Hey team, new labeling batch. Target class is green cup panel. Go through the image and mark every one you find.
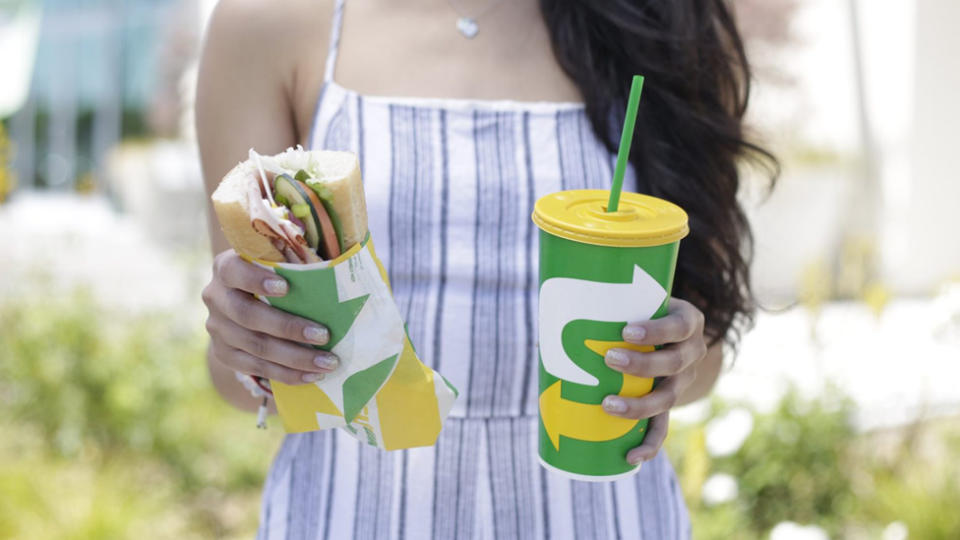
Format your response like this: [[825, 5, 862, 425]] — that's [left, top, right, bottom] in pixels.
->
[[538, 231, 679, 293], [537, 229, 680, 478]]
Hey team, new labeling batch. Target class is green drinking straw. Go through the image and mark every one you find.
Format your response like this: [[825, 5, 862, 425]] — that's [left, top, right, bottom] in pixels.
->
[[607, 75, 645, 212]]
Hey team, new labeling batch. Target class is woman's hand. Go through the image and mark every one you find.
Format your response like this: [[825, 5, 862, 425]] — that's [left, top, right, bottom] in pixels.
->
[[202, 250, 340, 385], [600, 297, 708, 465]]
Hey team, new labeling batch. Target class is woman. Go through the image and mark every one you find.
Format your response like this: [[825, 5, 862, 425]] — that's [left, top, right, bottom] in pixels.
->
[[197, 0, 775, 538]]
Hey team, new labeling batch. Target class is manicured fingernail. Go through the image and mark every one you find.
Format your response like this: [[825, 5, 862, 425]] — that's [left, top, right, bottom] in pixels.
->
[[623, 325, 646, 342], [302, 372, 324, 383], [314, 354, 339, 370], [304, 326, 329, 344], [603, 396, 627, 413], [626, 450, 647, 466], [605, 349, 630, 368], [264, 278, 288, 295]]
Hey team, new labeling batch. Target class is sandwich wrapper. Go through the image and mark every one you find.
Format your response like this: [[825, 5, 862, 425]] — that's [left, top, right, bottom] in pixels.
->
[[249, 234, 458, 450]]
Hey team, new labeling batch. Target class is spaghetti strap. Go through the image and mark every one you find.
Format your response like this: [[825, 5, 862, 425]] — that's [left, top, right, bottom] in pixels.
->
[[323, 0, 346, 83], [262, 4, 691, 537]]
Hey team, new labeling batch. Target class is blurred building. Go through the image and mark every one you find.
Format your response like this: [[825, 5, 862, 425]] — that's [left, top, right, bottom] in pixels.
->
[[3, 0, 188, 190], [1, 0, 957, 297], [894, 0, 960, 293], [747, 0, 959, 300]]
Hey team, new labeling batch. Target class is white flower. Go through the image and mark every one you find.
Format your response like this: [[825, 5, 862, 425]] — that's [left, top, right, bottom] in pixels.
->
[[769, 521, 829, 540], [705, 407, 754, 457], [701, 473, 738, 506], [881, 521, 908, 540]]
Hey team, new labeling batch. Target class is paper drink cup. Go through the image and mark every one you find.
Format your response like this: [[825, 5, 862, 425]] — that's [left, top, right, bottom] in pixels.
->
[[532, 189, 688, 480]]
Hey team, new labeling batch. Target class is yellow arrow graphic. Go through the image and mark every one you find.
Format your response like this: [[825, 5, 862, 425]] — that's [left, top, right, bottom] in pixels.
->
[[273, 380, 342, 433], [540, 340, 655, 451]]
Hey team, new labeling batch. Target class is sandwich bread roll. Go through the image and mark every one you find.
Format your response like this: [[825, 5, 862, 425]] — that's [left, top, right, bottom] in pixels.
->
[[212, 160, 285, 261], [299, 150, 367, 249], [211, 148, 368, 263]]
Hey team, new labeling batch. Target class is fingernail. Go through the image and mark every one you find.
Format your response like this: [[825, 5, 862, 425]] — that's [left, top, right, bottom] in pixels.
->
[[314, 353, 339, 370], [304, 326, 329, 344], [605, 349, 630, 368], [626, 450, 648, 466], [302, 372, 324, 383], [603, 396, 627, 413], [623, 325, 646, 342], [264, 278, 288, 296]]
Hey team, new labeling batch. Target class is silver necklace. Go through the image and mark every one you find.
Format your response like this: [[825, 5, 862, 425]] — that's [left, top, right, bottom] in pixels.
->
[[447, 0, 507, 39]]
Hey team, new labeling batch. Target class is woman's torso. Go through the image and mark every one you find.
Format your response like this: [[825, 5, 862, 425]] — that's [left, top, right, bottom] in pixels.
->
[[258, 1, 690, 538], [289, 0, 582, 146], [291, 0, 619, 417]]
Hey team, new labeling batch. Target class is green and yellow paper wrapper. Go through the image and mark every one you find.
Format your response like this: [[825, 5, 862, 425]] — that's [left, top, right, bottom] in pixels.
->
[[250, 235, 458, 450]]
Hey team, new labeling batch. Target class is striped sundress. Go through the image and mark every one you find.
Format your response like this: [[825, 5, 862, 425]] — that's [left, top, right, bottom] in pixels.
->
[[256, 1, 692, 538]]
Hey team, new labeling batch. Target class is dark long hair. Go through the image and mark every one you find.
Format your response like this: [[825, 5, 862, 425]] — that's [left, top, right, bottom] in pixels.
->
[[541, 0, 778, 348]]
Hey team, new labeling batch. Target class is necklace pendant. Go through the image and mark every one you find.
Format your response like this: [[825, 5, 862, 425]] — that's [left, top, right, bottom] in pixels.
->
[[456, 17, 479, 39]]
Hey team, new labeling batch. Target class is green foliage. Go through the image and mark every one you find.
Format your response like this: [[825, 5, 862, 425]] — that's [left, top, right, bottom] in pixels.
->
[[669, 389, 960, 540], [858, 426, 960, 540], [0, 449, 188, 539], [689, 501, 757, 540], [866, 469, 960, 540], [668, 389, 857, 538], [0, 120, 14, 202], [722, 390, 857, 535], [3, 289, 958, 538], [0, 289, 281, 538]]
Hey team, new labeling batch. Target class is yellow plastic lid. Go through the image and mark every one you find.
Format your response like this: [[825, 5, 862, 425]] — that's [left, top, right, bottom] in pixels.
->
[[532, 189, 689, 247]]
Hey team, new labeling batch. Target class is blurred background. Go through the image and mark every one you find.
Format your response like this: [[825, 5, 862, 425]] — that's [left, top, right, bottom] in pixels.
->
[[0, 0, 957, 538]]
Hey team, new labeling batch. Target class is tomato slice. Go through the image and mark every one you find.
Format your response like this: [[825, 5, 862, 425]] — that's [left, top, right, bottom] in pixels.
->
[[295, 179, 341, 260]]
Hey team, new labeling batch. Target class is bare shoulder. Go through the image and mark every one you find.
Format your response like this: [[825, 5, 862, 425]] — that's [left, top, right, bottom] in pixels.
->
[[208, 0, 333, 30], [204, 0, 333, 63]]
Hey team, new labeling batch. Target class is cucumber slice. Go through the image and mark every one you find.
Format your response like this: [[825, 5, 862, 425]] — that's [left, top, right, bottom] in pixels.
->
[[305, 181, 345, 252], [291, 203, 310, 219], [273, 174, 320, 249]]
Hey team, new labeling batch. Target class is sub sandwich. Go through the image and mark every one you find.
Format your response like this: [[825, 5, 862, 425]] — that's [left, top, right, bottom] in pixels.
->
[[212, 148, 368, 264]]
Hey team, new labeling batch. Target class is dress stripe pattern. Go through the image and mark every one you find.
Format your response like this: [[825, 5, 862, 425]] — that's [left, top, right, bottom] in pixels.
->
[[257, 1, 692, 538]]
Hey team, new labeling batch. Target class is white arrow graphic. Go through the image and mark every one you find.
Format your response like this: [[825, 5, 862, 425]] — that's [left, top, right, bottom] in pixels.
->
[[539, 265, 668, 386]]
